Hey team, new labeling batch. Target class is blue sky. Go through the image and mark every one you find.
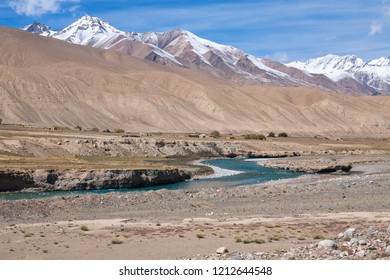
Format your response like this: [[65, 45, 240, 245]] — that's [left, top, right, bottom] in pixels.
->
[[1, 0, 390, 62]]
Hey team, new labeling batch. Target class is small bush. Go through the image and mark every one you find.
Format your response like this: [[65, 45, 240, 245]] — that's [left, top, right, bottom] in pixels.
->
[[268, 132, 275, 137], [91, 127, 99, 132], [53, 125, 70, 131], [244, 134, 266, 140], [0, 118, 2, 125], [313, 234, 324, 240], [114, 128, 125, 133], [80, 225, 89, 231], [210, 130, 221, 138], [111, 239, 123, 245], [278, 132, 288, 137], [196, 233, 205, 239]]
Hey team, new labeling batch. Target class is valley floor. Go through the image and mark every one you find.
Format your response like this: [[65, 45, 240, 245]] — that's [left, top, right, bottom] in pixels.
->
[[0, 127, 389, 259]]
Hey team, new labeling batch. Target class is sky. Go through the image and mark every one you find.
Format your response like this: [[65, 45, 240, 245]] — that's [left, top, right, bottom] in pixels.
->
[[1, 0, 390, 62]]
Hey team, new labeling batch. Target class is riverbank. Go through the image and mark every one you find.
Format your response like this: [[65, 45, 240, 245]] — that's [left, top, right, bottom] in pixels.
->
[[0, 127, 389, 259], [0, 155, 389, 259]]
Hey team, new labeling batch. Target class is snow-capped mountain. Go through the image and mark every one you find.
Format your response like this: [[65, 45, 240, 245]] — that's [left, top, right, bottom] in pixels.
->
[[22, 16, 390, 95], [52, 15, 124, 47], [288, 55, 390, 95], [22, 22, 55, 37]]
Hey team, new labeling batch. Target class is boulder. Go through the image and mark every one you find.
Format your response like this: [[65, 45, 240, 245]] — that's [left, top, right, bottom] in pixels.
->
[[343, 228, 356, 241], [318, 240, 337, 249], [216, 247, 228, 254]]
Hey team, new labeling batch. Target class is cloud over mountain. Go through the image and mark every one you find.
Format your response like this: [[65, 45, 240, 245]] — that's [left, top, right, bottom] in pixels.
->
[[8, 0, 79, 17]]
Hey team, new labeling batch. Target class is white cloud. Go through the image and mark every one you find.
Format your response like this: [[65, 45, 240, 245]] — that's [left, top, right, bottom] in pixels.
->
[[369, 21, 382, 36], [8, 0, 79, 17], [384, 3, 390, 19]]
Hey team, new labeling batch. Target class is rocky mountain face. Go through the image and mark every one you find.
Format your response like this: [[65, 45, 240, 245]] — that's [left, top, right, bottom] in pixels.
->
[[22, 16, 390, 96], [22, 22, 55, 37]]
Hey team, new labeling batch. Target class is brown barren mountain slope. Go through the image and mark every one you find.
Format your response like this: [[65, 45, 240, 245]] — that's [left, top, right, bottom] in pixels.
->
[[0, 27, 390, 137]]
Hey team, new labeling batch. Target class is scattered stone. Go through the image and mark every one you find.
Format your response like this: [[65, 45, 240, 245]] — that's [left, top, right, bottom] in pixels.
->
[[184, 226, 390, 260]]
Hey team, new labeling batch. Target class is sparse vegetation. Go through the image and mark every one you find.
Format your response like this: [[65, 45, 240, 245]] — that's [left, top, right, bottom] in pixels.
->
[[53, 125, 70, 131], [278, 132, 288, 137], [268, 132, 275, 137], [80, 225, 89, 231], [210, 130, 221, 138], [244, 134, 266, 140], [235, 236, 243, 243], [111, 239, 123, 245], [313, 234, 324, 240], [196, 233, 205, 239], [114, 128, 125, 133], [0, 118, 2, 125], [91, 127, 99, 132]]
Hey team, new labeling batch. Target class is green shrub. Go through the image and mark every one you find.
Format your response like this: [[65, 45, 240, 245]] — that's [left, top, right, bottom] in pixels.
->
[[278, 132, 288, 137], [111, 239, 123, 245], [244, 134, 266, 140], [268, 132, 275, 137], [210, 130, 221, 138]]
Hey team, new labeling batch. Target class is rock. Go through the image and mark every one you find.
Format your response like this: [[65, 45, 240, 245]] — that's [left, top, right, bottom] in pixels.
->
[[343, 228, 356, 241], [385, 246, 390, 256], [230, 254, 243, 260], [318, 240, 337, 249], [358, 239, 367, 246], [356, 250, 365, 258], [283, 252, 296, 260], [349, 238, 359, 246], [387, 225, 390, 233], [367, 226, 376, 235], [216, 247, 228, 254]]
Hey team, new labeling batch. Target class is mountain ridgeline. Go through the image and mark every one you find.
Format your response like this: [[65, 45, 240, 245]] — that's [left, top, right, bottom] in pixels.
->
[[23, 16, 390, 96]]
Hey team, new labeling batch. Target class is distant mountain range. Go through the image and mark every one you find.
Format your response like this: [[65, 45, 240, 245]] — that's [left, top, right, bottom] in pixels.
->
[[23, 16, 390, 96]]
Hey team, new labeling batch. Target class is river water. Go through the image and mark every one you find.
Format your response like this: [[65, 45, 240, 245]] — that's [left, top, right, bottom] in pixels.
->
[[0, 158, 301, 200]]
